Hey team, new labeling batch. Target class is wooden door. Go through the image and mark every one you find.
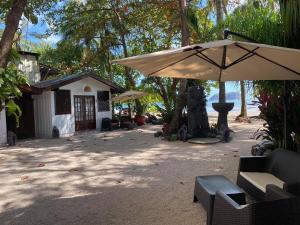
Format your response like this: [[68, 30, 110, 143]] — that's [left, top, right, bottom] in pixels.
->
[[74, 95, 96, 131]]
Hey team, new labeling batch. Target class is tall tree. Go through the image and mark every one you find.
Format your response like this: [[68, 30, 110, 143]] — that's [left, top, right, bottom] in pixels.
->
[[168, 0, 190, 134], [0, 0, 28, 68]]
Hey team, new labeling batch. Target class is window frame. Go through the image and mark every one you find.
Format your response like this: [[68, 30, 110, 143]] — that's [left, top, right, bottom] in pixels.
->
[[97, 91, 110, 112], [54, 89, 71, 115]]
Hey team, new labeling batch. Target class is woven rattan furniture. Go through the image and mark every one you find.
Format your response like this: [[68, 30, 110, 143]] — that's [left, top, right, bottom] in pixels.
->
[[237, 149, 300, 200], [212, 184, 300, 225], [193, 175, 246, 225]]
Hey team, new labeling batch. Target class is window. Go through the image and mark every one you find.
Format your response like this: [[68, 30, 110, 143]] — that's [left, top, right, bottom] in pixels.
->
[[84, 86, 91, 92], [55, 90, 71, 115], [97, 91, 110, 112]]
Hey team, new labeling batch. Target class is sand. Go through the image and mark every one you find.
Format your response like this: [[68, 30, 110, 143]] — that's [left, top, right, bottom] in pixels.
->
[[0, 112, 262, 225]]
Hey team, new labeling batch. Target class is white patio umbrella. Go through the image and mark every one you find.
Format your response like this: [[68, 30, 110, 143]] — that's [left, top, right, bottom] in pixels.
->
[[111, 90, 148, 102], [113, 38, 300, 148], [113, 39, 300, 81]]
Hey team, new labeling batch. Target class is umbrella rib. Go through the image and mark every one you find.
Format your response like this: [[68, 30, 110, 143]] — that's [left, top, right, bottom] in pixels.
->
[[148, 52, 200, 76], [195, 50, 223, 69], [195, 54, 222, 69], [225, 46, 260, 69], [236, 44, 300, 76]]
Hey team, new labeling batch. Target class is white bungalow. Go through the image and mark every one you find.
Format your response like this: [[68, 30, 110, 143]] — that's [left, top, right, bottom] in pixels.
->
[[0, 52, 122, 145]]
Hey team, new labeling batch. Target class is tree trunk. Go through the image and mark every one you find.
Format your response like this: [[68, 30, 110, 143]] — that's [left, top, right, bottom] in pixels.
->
[[0, 0, 28, 68], [168, 0, 190, 134], [239, 80, 247, 118]]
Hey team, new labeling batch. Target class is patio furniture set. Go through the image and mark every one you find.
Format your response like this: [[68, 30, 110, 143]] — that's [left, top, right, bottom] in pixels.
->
[[193, 149, 300, 225]]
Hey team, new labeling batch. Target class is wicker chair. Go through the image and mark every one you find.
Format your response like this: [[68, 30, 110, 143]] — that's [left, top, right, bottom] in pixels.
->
[[237, 149, 300, 200], [212, 185, 300, 225]]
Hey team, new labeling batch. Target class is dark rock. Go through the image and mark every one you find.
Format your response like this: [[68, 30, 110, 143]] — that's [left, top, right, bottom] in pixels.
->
[[177, 124, 188, 141], [52, 126, 60, 138], [154, 131, 163, 137], [220, 125, 232, 143], [169, 134, 177, 142], [251, 140, 275, 156]]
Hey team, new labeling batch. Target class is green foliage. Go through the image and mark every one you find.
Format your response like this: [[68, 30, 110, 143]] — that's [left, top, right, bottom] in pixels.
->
[[279, 0, 300, 48], [134, 100, 147, 116], [254, 88, 300, 150], [186, 4, 217, 43], [155, 104, 174, 124], [225, 1, 283, 46], [0, 61, 27, 126], [0, 0, 61, 23], [254, 94, 285, 147], [225, 0, 300, 150]]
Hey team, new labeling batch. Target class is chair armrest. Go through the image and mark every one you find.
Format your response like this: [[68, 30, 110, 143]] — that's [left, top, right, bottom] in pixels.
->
[[284, 182, 300, 196], [215, 191, 246, 209], [238, 156, 267, 172], [212, 192, 251, 225], [266, 184, 294, 201]]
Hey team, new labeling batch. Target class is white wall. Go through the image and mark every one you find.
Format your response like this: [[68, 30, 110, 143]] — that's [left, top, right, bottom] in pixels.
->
[[51, 77, 112, 137], [51, 91, 74, 137], [0, 110, 7, 145], [33, 91, 52, 138], [18, 54, 41, 84]]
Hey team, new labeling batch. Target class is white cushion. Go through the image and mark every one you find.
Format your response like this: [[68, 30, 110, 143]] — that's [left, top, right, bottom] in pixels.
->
[[240, 172, 285, 192]]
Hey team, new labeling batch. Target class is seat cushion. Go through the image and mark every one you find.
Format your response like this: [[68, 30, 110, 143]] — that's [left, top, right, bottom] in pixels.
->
[[240, 172, 285, 192]]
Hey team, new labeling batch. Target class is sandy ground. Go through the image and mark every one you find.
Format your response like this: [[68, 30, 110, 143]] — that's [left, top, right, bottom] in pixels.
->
[[0, 112, 262, 225]]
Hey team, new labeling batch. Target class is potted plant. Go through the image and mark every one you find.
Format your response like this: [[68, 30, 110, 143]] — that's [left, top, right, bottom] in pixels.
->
[[134, 101, 147, 126]]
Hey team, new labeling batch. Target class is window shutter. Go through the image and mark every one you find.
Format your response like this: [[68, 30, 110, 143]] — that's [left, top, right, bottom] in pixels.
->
[[55, 90, 71, 115], [97, 91, 110, 112]]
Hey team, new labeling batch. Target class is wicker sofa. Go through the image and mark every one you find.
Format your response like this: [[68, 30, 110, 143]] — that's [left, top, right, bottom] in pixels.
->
[[212, 184, 300, 225], [237, 149, 300, 200]]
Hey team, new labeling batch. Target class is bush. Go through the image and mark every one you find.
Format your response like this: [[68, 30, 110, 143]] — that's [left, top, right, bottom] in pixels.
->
[[254, 90, 300, 150]]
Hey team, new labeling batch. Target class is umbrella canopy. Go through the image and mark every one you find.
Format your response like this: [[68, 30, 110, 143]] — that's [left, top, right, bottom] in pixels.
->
[[113, 39, 300, 81], [111, 90, 148, 102]]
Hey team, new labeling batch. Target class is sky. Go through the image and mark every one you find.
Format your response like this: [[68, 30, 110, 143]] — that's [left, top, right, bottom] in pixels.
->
[[19, 18, 61, 45]]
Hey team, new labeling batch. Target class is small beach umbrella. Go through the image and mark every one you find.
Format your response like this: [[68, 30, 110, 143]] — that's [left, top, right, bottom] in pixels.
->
[[111, 90, 148, 102]]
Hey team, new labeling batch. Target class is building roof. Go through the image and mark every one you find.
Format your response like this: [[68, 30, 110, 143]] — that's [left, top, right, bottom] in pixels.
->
[[18, 50, 40, 57], [39, 63, 61, 80], [32, 71, 124, 93]]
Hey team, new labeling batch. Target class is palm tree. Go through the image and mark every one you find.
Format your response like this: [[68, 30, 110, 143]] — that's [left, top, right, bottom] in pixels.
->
[[279, 0, 300, 48]]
